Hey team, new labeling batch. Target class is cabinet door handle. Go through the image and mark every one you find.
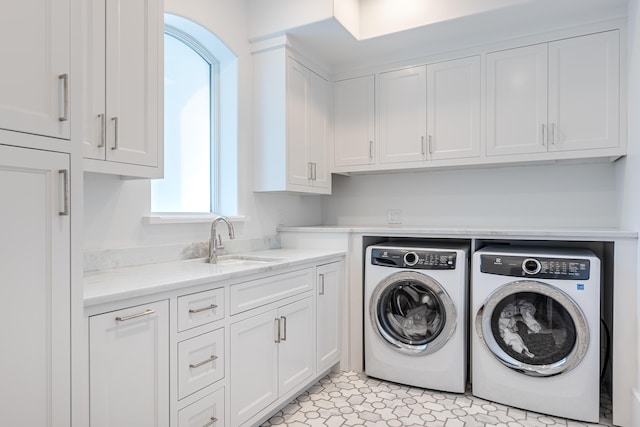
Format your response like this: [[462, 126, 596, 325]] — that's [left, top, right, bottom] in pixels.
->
[[319, 273, 325, 295], [369, 140, 373, 159], [189, 304, 218, 314], [97, 114, 106, 148], [308, 162, 313, 180], [58, 169, 69, 216], [274, 318, 281, 343], [421, 136, 425, 155], [552, 123, 557, 145], [428, 135, 433, 155], [203, 417, 218, 427], [280, 316, 287, 341], [58, 74, 69, 122], [312, 162, 317, 181], [189, 355, 218, 369], [111, 117, 119, 150], [541, 124, 546, 146], [115, 309, 155, 322]]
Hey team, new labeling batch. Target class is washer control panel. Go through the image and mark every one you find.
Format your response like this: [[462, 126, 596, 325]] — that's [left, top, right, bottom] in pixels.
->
[[371, 248, 457, 270], [480, 254, 590, 280]]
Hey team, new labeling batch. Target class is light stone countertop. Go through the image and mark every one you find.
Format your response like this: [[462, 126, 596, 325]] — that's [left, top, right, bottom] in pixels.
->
[[84, 248, 345, 308]]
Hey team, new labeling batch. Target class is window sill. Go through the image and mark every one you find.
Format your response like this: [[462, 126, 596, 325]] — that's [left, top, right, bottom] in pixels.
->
[[143, 214, 248, 225]]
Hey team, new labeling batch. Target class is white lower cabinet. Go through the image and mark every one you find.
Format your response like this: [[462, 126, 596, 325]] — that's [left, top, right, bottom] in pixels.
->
[[316, 262, 342, 373], [89, 300, 169, 427], [230, 296, 315, 426], [87, 258, 343, 427], [178, 388, 225, 427], [0, 144, 71, 427]]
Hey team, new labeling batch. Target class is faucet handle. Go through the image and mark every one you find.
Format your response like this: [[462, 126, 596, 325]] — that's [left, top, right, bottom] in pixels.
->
[[216, 234, 225, 250]]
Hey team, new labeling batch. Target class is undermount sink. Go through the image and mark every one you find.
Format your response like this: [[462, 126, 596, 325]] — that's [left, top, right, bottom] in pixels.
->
[[208, 255, 285, 266]]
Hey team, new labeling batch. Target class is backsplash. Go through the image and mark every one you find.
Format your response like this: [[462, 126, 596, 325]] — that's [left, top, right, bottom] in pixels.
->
[[84, 235, 281, 272]]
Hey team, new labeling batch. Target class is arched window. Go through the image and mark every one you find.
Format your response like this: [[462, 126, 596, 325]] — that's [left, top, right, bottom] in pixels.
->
[[152, 14, 237, 216]]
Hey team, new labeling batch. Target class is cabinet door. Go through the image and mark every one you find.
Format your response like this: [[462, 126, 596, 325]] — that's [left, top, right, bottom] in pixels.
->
[[316, 262, 342, 373], [278, 297, 315, 396], [287, 58, 312, 187], [105, 0, 161, 167], [378, 66, 427, 164], [0, 0, 70, 139], [0, 144, 70, 427], [487, 44, 548, 156], [307, 70, 330, 191], [333, 75, 375, 168], [548, 31, 619, 152], [229, 310, 278, 426], [427, 56, 481, 161], [90, 301, 169, 427]]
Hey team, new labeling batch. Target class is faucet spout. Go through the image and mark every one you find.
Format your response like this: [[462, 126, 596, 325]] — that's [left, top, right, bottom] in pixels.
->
[[209, 216, 235, 263]]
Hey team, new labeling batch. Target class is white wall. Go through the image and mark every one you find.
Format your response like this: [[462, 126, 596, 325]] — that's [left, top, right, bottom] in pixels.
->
[[323, 162, 619, 228], [83, 0, 323, 251]]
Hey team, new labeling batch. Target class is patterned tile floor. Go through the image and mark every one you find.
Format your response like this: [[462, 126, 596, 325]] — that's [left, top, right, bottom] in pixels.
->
[[262, 371, 613, 427]]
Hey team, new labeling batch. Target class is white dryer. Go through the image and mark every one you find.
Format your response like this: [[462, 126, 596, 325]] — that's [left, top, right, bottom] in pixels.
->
[[471, 246, 601, 423], [365, 242, 468, 393]]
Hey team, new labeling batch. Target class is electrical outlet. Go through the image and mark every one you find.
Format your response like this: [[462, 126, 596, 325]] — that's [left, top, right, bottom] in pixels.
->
[[387, 209, 402, 224]]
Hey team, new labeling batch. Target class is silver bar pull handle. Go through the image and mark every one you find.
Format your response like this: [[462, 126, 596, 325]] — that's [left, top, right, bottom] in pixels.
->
[[369, 141, 373, 159], [203, 417, 218, 427], [115, 309, 155, 322], [274, 318, 281, 343], [189, 355, 218, 369], [111, 117, 119, 150], [421, 136, 425, 155], [308, 162, 313, 180], [312, 162, 317, 181], [280, 316, 287, 341], [58, 74, 69, 122], [428, 135, 433, 154], [319, 273, 325, 295], [97, 114, 106, 148], [541, 123, 546, 146], [58, 169, 69, 216], [552, 123, 557, 145], [189, 304, 218, 314]]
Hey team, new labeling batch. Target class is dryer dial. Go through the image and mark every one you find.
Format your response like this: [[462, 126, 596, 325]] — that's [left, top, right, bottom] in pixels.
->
[[404, 252, 419, 266], [522, 258, 542, 275]]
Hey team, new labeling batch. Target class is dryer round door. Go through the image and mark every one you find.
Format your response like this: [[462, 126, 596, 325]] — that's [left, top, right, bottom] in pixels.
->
[[475, 280, 589, 377], [370, 271, 457, 356]]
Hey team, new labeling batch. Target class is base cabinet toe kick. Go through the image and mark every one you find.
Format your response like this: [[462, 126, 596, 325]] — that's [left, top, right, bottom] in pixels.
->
[[85, 256, 344, 426]]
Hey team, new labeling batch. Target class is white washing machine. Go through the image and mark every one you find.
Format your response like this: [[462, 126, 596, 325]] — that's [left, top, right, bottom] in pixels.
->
[[471, 246, 601, 423], [365, 242, 468, 393]]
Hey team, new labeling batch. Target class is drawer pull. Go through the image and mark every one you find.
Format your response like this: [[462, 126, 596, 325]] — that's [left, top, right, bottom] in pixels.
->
[[189, 355, 217, 369], [203, 417, 218, 427], [189, 304, 218, 314], [115, 309, 155, 322]]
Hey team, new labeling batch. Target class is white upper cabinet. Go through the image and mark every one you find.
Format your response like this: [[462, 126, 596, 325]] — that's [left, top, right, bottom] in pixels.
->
[[486, 44, 549, 156], [254, 47, 331, 194], [487, 30, 620, 157], [548, 31, 619, 152], [333, 75, 375, 170], [378, 66, 427, 165], [82, 0, 163, 177], [427, 56, 481, 161], [0, 0, 71, 139]]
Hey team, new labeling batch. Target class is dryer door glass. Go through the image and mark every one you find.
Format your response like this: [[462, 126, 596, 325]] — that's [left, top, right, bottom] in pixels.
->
[[477, 280, 589, 377], [371, 271, 457, 356]]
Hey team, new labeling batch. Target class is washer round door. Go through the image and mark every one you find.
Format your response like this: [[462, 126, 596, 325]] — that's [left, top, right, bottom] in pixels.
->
[[475, 280, 589, 377], [370, 271, 457, 356]]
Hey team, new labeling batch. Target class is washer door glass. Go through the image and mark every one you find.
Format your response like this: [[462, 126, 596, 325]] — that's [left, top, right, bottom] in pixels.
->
[[371, 271, 457, 356], [476, 280, 589, 377]]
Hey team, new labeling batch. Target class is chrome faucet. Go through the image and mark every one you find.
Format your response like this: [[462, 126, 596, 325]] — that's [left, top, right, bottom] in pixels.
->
[[209, 216, 235, 263]]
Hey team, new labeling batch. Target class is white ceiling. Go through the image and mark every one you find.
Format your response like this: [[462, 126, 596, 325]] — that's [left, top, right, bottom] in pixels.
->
[[285, 0, 628, 73]]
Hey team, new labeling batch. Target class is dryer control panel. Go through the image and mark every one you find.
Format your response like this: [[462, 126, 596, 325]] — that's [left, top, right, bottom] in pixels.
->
[[480, 254, 590, 280], [371, 248, 457, 270]]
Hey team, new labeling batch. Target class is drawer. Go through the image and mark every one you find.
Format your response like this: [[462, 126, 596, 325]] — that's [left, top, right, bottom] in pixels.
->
[[178, 387, 224, 427], [178, 328, 224, 399], [178, 288, 224, 332], [229, 268, 314, 315]]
